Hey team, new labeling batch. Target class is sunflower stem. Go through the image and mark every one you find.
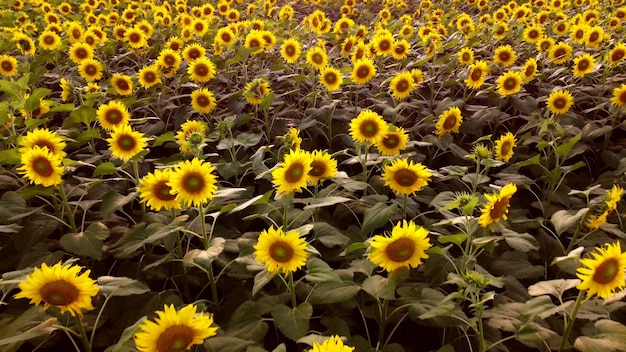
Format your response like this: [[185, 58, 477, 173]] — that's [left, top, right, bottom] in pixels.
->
[[173, 209, 190, 301], [58, 184, 77, 234], [288, 272, 297, 308], [377, 298, 388, 350], [559, 290, 586, 352], [362, 143, 369, 197], [313, 183, 320, 223], [132, 159, 146, 219], [402, 194, 408, 219], [208, 265, 219, 309], [75, 316, 92, 352]]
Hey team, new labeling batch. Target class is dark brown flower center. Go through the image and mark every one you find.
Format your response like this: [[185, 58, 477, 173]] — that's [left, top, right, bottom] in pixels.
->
[[395, 79, 409, 93], [40, 280, 79, 305], [269, 240, 294, 262], [324, 72, 337, 84], [285, 45, 295, 56], [528, 30, 539, 39], [589, 32, 599, 42], [378, 39, 390, 51], [156, 325, 194, 352], [619, 91, 626, 103], [32, 156, 54, 177], [462, 53, 470, 61], [249, 39, 261, 48], [490, 197, 510, 219], [554, 48, 566, 59], [312, 53, 323, 64], [553, 97, 566, 108], [187, 49, 201, 59], [357, 66, 370, 79], [105, 109, 122, 124], [85, 64, 97, 75], [75, 48, 88, 59], [117, 134, 136, 151], [44, 35, 55, 45], [575, 30, 584, 39], [443, 114, 458, 129], [498, 52, 510, 62], [504, 77, 517, 89], [1, 60, 13, 71], [155, 181, 177, 201], [592, 258, 619, 284], [115, 79, 129, 90], [359, 120, 379, 138], [143, 71, 156, 83], [578, 59, 590, 70], [34, 140, 55, 152], [385, 237, 415, 262], [309, 161, 326, 177], [470, 68, 483, 81], [394, 168, 417, 187], [284, 162, 304, 183], [382, 134, 398, 148], [195, 94, 211, 107], [221, 33, 232, 42], [395, 45, 405, 55], [164, 55, 176, 66], [525, 65, 535, 76], [612, 50, 624, 62], [182, 172, 205, 193]]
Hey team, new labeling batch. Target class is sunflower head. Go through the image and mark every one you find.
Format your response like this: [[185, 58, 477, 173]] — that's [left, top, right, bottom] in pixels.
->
[[138, 169, 180, 211], [494, 132, 516, 162], [435, 106, 463, 136], [496, 71, 523, 97], [349, 110, 387, 145], [106, 124, 148, 162], [168, 158, 219, 206], [368, 220, 432, 272], [254, 226, 308, 274], [547, 89, 574, 115], [18, 146, 65, 187], [478, 184, 517, 228], [271, 149, 313, 194], [611, 84, 626, 108], [311, 336, 355, 352], [577, 242, 626, 299], [375, 126, 409, 156], [307, 150, 338, 184], [381, 158, 432, 196]]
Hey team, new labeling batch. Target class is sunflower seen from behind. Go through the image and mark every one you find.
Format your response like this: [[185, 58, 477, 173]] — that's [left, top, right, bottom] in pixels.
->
[[254, 226, 308, 274], [478, 184, 517, 228], [369, 220, 431, 272], [577, 242, 626, 299], [18, 146, 64, 187], [14, 262, 99, 317], [138, 169, 180, 211], [271, 149, 312, 195], [381, 158, 432, 196], [107, 124, 148, 162], [435, 106, 463, 136], [307, 150, 337, 184], [134, 304, 218, 352], [494, 132, 516, 162], [349, 110, 387, 145]]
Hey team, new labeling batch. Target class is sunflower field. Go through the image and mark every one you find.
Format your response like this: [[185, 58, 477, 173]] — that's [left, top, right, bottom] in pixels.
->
[[2, 0, 626, 351]]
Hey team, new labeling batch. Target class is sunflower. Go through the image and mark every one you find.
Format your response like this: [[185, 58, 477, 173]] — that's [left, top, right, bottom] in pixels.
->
[[570, 53, 595, 78], [138, 65, 162, 89], [182, 44, 206, 62], [97, 100, 130, 131], [477, 184, 517, 228], [124, 27, 147, 49], [606, 185, 624, 212], [608, 44, 626, 65], [283, 127, 302, 150], [521, 58, 538, 83], [410, 68, 424, 87], [465, 60, 489, 89], [536, 37, 555, 52], [157, 49, 182, 70], [523, 25, 544, 43], [389, 71, 416, 100], [493, 45, 517, 67], [350, 58, 376, 85], [38, 30, 61, 51], [66, 22, 83, 43], [259, 30, 276, 50], [306, 46, 328, 71], [110, 73, 133, 96], [368, 220, 431, 272], [77, 58, 103, 82], [570, 24, 587, 44], [244, 30, 265, 55], [311, 336, 355, 352], [187, 57, 216, 83], [553, 21, 569, 36], [587, 210, 609, 231], [307, 150, 337, 184], [13, 33, 36, 55], [168, 158, 218, 206], [215, 27, 237, 47], [18, 146, 64, 187], [458, 47, 474, 65], [435, 106, 463, 136], [166, 37, 184, 52], [176, 120, 208, 154], [68, 42, 93, 64], [0, 55, 18, 77], [271, 149, 312, 194], [19, 128, 66, 157], [547, 89, 574, 115], [611, 84, 626, 108], [243, 78, 271, 105], [577, 242, 626, 299], [372, 32, 394, 56], [254, 226, 308, 275], [134, 304, 218, 352], [349, 110, 387, 145], [493, 22, 509, 40], [107, 124, 148, 162], [138, 169, 180, 211], [391, 39, 410, 60], [280, 38, 301, 64], [585, 25, 604, 49], [340, 36, 357, 57], [14, 262, 98, 317], [191, 18, 208, 37], [494, 132, 516, 162], [548, 42, 572, 65], [375, 127, 409, 156], [381, 158, 432, 196], [496, 71, 523, 97], [319, 66, 343, 91]]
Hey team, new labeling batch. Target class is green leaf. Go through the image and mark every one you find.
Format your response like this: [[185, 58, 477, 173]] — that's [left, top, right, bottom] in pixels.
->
[[527, 279, 580, 298], [438, 234, 468, 247], [0, 317, 56, 347], [313, 222, 350, 247], [253, 269, 277, 296], [303, 196, 351, 210], [308, 281, 360, 304], [93, 162, 118, 177], [111, 316, 145, 352], [502, 229, 540, 252], [228, 190, 273, 214], [76, 127, 102, 145], [97, 276, 150, 296], [182, 237, 225, 270], [204, 337, 257, 352], [24, 88, 51, 111], [0, 80, 21, 99], [271, 303, 312, 341], [0, 149, 20, 166], [235, 132, 263, 147], [574, 320, 626, 352], [361, 202, 398, 235], [226, 301, 269, 342], [305, 257, 341, 283], [101, 191, 137, 219], [59, 222, 109, 260], [152, 131, 175, 147], [550, 208, 589, 236], [362, 275, 396, 300], [555, 133, 582, 159], [64, 105, 96, 127]]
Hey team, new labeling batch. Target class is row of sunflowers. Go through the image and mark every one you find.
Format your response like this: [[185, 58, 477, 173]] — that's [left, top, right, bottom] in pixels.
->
[[2, 0, 626, 351]]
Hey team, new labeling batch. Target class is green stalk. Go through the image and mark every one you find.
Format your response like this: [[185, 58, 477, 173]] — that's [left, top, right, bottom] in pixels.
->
[[75, 316, 92, 352], [378, 299, 388, 349], [559, 290, 586, 352], [288, 272, 297, 308], [132, 159, 145, 219], [58, 185, 77, 233], [199, 204, 219, 308], [402, 194, 408, 219]]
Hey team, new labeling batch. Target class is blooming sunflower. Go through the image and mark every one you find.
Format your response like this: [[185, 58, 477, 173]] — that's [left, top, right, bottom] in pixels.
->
[[18, 146, 64, 187], [465, 60, 489, 89], [107, 124, 148, 162], [78, 58, 103, 82], [537, 37, 555, 52], [14, 262, 98, 317], [110, 73, 133, 96], [187, 57, 216, 83], [577, 242, 626, 299], [349, 110, 387, 145], [435, 106, 463, 136], [306, 46, 328, 71], [381, 159, 432, 196], [496, 71, 523, 97], [137, 65, 162, 89], [182, 44, 206, 62], [138, 169, 180, 212], [389, 71, 416, 100], [585, 25, 605, 49], [521, 58, 538, 83], [458, 47, 474, 65], [38, 30, 61, 51], [307, 150, 337, 184], [547, 89, 574, 115], [0, 55, 18, 77], [124, 27, 147, 49], [477, 184, 517, 228], [254, 226, 308, 275], [18, 128, 66, 157], [157, 49, 182, 71], [523, 25, 544, 43], [310, 336, 355, 352], [611, 84, 626, 108], [319, 66, 343, 91], [168, 158, 218, 206], [608, 44, 626, 65], [548, 42, 572, 65], [190, 88, 217, 114], [280, 38, 301, 64], [350, 58, 376, 85], [340, 36, 357, 57], [391, 39, 411, 60], [134, 304, 218, 352], [494, 132, 516, 162], [369, 220, 431, 272], [493, 45, 517, 67], [493, 22, 508, 40], [97, 100, 131, 131], [244, 30, 265, 55], [376, 127, 409, 156], [572, 53, 595, 77], [271, 149, 312, 194], [372, 32, 394, 56], [176, 120, 207, 154]]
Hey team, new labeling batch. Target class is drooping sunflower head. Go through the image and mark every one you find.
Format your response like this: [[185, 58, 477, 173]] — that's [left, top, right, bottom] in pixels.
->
[[547, 89, 574, 115], [477, 183, 517, 228], [97, 100, 131, 131], [368, 220, 432, 272], [106, 124, 148, 163], [496, 71, 523, 97], [605, 185, 624, 212], [134, 304, 218, 352], [168, 158, 219, 206], [349, 110, 387, 145], [254, 226, 308, 274], [282, 127, 302, 151], [138, 169, 180, 211], [494, 132, 517, 162], [307, 149, 338, 184], [271, 149, 313, 194], [381, 158, 432, 196], [14, 262, 99, 316], [18, 128, 66, 157], [435, 106, 463, 136], [17, 146, 65, 187], [577, 242, 626, 299], [375, 126, 409, 156]]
